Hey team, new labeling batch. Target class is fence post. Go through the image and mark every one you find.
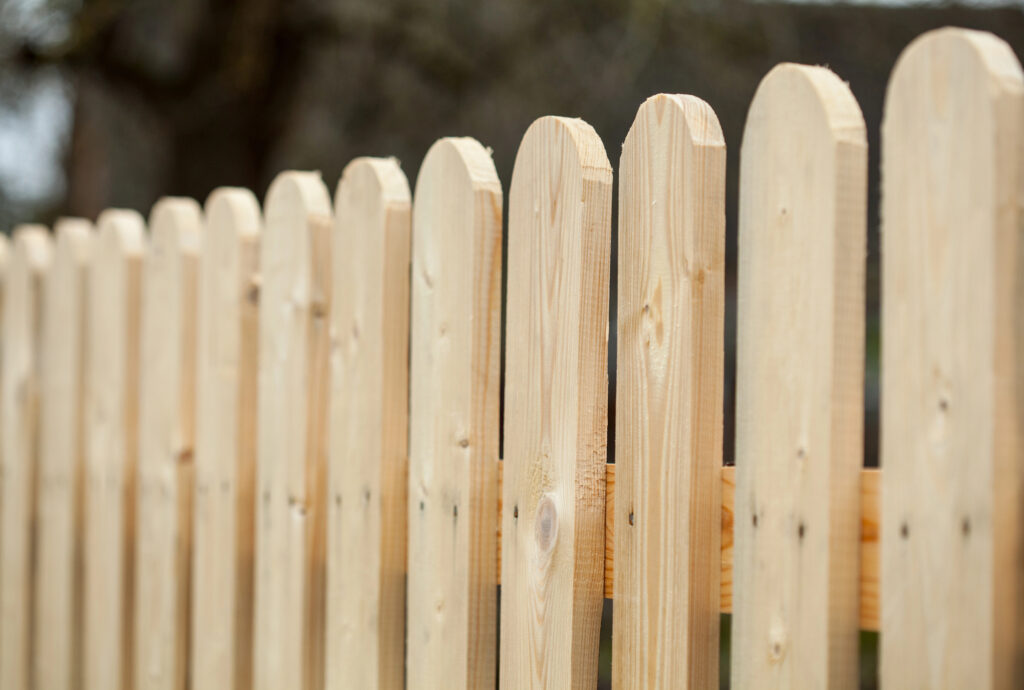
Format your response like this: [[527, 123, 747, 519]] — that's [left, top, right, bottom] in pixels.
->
[[731, 64, 866, 688], [406, 139, 502, 690], [83, 209, 146, 690], [135, 198, 201, 690], [881, 28, 1024, 688], [191, 188, 261, 690], [0, 225, 51, 690], [252, 171, 332, 690], [325, 158, 410, 690], [499, 116, 612, 689], [35, 218, 92, 690], [612, 94, 725, 689]]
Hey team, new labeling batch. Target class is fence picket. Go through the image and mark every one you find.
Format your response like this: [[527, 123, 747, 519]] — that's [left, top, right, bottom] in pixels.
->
[[612, 94, 725, 689], [252, 172, 332, 690], [83, 209, 146, 690], [191, 188, 261, 690], [406, 139, 502, 690], [881, 28, 1024, 689], [325, 158, 411, 690], [35, 219, 91, 690], [135, 198, 201, 690], [731, 64, 866, 688], [499, 116, 612, 689], [0, 225, 51, 690]]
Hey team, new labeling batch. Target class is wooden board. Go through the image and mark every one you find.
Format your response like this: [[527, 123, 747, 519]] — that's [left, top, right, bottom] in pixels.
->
[[406, 139, 502, 690], [612, 94, 725, 690], [83, 209, 146, 690], [881, 28, 1024, 689], [191, 188, 261, 690], [499, 116, 612, 689], [35, 218, 92, 690], [731, 64, 866, 688], [252, 172, 332, 690], [325, 158, 411, 690], [0, 225, 52, 690], [135, 198, 201, 690]]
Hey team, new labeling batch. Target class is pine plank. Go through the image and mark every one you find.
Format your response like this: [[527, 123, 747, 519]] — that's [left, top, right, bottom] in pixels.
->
[[35, 218, 92, 690], [325, 158, 411, 690], [135, 198, 201, 690], [730, 64, 867, 688], [612, 94, 725, 690], [0, 225, 52, 690], [252, 172, 332, 690], [406, 139, 502, 690], [191, 188, 261, 690], [499, 116, 612, 689], [881, 28, 1024, 689], [83, 209, 146, 690]]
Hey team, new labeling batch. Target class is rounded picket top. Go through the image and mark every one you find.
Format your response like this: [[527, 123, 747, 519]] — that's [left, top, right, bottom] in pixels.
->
[[11, 224, 53, 275], [149, 197, 201, 255], [205, 187, 261, 245], [625, 93, 725, 155], [416, 137, 501, 201], [96, 209, 146, 262], [745, 63, 866, 150], [52, 218, 93, 267], [336, 157, 410, 214], [512, 116, 611, 198]]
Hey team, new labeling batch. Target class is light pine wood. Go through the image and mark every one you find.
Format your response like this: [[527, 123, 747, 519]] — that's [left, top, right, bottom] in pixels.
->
[[252, 171, 332, 690], [0, 225, 52, 690], [135, 198, 201, 690], [496, 463, 881, 630], [499, 116, 612, 690], [35, 218, 92, 690], [325, 158, 411, 690], [731, 64, 866, 689], [881, 28, 1024, 689], [612, 94, 725, 690], [406, 139, 502, 690], [83, 209, 146, 690], [191, 188, 261, 690]]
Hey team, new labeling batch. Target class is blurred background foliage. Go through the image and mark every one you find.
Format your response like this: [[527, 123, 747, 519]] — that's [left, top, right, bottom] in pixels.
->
[[2, 0, 1023, 686]]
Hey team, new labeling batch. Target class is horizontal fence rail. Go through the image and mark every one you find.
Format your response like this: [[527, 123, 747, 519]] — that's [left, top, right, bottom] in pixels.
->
[[0, 25, 1021, 690]]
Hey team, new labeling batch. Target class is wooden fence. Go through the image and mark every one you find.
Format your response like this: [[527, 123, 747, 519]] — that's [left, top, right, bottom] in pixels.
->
[[0, 25, 1021, 689]]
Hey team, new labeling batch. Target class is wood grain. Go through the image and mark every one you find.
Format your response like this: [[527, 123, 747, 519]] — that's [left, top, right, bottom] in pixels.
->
[[83, 209, 146, 690], [731, 63, 866, 689], [253, 172, 332, 690], [0, 225, 51, 690], [406, 139, 502, 690], [612, 94, 725, 690], [326, 158, 410, 690], [881, 28, 1024, 689], [499, 116, 612, 689], [497, 463, 880, 630], [35, 218, 92, 690], [191, 188, 261, 690], [135, 198, 201, 690]]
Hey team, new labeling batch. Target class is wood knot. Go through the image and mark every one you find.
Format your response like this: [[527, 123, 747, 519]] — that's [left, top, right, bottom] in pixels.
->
[[534, 495, 558, 553]]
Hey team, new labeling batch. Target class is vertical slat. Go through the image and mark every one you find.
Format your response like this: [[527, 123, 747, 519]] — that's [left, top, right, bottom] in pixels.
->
[[83, 209, 146, 690], [135, 198, 201, 690], [35, 218, 92, 690], [881, 28, 1024, 689], [499, 116, 612, 689], [731, 64, 866, 688], [252, 171, 332, 690], [0, 225, 52, 690], [406, 139, 502, 690], [612, 94, 725, 689], [191, 188, 260, 690], [325, 158, 411, 690]]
